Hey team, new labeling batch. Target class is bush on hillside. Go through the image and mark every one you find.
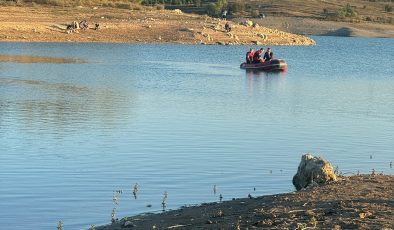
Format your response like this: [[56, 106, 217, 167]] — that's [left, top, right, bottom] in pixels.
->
[[115, 2, 131, 9], [156, 4, 164, 10], [251, 9, 260, 18], [20, 0, 142, 7], [384, 4, 393, 12], [205, 0, 227, 17], [206, 2, 219, 16], [229, 0, 245, 13], [337, 3, 358, 18]]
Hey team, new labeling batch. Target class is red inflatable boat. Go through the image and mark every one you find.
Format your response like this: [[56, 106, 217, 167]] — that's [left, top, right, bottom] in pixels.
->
[[240, 59, 287, 71]]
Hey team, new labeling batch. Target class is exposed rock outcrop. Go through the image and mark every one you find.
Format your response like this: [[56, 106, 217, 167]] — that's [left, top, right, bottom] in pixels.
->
[[293, 153, 337, 190]]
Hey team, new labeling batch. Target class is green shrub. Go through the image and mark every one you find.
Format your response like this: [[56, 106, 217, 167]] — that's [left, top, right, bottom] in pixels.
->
[[205, 0, 227, 17], [230, 0, 245, 13], [337, 3, 358, 18], [156, 4, 164, 10], [251, 9, 260, 18], [115, 2, 131, 9], [384, 4, 393, 12], [132, 4, 142, 10], [206, 2, 219, 16], [0, 0, 16, 6], [19, 0, 143, 7]]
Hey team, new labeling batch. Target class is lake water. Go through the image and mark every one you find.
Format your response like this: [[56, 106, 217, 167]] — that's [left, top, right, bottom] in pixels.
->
[[0, 37, 393, 229]]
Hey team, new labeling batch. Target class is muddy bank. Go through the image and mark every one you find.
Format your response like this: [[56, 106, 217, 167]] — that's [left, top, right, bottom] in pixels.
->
[[97, 175, 393, 229], [0, 6, 314, 45]]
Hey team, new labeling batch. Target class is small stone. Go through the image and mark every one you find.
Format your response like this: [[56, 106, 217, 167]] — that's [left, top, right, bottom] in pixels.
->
[[179, 28, 194, 32], [173, 9, 183, 14], [359, 211, 373, 219], [124, 220, 134, 227], [257, 33, 267, 39]]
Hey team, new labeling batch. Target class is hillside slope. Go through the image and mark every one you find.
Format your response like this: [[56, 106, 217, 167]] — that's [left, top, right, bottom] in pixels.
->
[[239, 0, 393, 22], [231, 0, 394, 37]]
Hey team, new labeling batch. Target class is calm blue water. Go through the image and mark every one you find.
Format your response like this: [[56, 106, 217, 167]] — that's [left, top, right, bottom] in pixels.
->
[[0, 37, 393, 229]]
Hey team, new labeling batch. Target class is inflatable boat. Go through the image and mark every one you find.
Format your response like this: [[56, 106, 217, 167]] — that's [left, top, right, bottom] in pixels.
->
[[240, 59, 287, 71]]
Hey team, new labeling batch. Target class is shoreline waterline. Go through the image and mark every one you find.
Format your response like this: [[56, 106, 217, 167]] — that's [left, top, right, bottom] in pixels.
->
[[96, 175, 394, 230]]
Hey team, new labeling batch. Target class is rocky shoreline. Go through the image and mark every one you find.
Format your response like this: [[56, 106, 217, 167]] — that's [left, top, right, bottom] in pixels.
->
[[96, 174, 394, 230], [0, 6, 315, 45], [96, 155, 393, 230]]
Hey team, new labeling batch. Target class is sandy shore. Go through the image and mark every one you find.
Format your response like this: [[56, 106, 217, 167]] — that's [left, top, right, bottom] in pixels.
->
[[0, 6, 316, 45], [1, 6, 392, 47], [97, 175, 394, 229]]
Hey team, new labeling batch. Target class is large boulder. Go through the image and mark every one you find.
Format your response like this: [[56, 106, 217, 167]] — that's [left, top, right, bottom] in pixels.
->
[[292, 153, 337, 190]]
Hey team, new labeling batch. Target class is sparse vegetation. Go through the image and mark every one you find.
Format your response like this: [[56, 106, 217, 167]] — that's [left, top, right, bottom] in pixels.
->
[[337, 3, 358, 18], [57, 221, 63, 230], [162, 191, 168, 211], [205, 0, 227, 17], [205, 2, 219, 16], [96, 175, 394, 229], [384, 4, 393, 12], [111, 208, 117, 223], [251, 9, 260, 18], [19, 0, 142, 8], [132, 183, 139, 199], [228, 0, 246, 13], [156, 4, 164, 10]]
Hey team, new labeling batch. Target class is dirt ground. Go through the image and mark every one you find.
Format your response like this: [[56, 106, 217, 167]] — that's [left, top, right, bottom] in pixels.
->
[[0, 6, 315, 45], [248, 16, 394, 38], [97, 175, 393, 230]]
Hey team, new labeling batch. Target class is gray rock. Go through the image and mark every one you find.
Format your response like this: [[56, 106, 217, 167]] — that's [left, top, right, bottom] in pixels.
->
[[179, 28, 194, 32], [124, 220, 135, 227], [257, 33, 268, 40], [292, 153, 337, 190]]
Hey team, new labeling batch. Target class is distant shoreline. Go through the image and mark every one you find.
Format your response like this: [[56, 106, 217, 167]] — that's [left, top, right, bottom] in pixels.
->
[[0, 6, 316, 46], [0, 6, 392, 48], [245, 16, 394, 38], [96, 175, 394, 230]]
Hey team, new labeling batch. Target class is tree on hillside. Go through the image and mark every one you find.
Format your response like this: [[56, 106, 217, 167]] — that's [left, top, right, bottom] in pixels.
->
[[337, 3, 358, 18], [205, 0, 227, 16], [229, 0, 245, 13]]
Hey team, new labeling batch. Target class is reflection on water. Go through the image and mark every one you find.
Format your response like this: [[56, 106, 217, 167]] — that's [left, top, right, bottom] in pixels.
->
[[0, 78, 89, 92], [245, 70, 287, 95], [0, 54, 87, 64], [0, 78, 132, 135]]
